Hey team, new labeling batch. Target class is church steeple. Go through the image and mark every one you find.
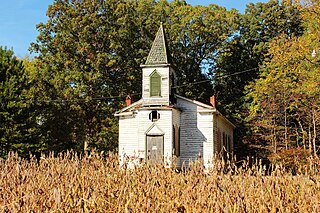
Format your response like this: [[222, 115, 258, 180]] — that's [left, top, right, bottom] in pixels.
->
[[145, 23, 169, 65], [141, 23, 176, 106]]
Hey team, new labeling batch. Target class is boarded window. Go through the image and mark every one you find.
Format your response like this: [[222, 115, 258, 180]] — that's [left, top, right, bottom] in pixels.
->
[[217, 128, 221, 154], [173, 126, 180, 157], [150, 71, 161, 96], [227, 135, 231, 152], [222, 132, 227, 160]]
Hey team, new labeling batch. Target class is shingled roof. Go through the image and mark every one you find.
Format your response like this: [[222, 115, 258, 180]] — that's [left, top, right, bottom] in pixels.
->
[[145, 23, 170, 65]]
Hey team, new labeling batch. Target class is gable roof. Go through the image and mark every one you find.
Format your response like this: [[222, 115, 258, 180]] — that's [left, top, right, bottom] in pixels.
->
[[114, 99, 177, 116], [175, 95, 216, 110], [114, 99, 143, 116], [145, 23, 169, 65], [176, 95, 236, 128]]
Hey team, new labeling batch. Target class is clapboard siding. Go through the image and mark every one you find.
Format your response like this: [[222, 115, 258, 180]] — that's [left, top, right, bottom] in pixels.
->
[[213, 114, 219, 154], [118, 115, 139, 158], [136, 109, 173, 165], [142, 66, 172, 106], [217, 115, 234, 153], [198, 112, 214, 168], [117, 100, 234, 169], [177, 98, 207, 167]]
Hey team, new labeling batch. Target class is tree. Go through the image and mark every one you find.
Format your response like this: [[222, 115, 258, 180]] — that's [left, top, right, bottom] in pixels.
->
[[31, 0, 137, 151], [165, 2, 239, 103], [213, 0, 304, 146], [0, 48, 41, 157], [31, 0, 240, 152], [245, 0, 320, 154]]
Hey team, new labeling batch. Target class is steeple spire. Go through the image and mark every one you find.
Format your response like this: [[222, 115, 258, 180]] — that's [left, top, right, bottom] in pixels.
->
[[145, 22, 169, 65]]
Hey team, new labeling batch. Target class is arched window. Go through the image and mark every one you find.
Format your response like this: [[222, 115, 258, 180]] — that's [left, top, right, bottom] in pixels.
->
[[150, 70, 161, 97]]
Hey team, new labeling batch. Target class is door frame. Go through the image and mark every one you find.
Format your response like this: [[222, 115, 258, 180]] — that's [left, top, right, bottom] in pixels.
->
[[145, 134, 164, 164]]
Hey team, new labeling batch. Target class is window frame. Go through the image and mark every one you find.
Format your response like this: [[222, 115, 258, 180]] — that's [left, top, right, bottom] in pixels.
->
[[150, 70, 161, 97]]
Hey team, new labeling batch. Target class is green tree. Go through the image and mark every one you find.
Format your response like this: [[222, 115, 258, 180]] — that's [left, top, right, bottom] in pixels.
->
[[165, 2, 239, 103], [31, 0, 240, 152], [0, 48, 41, 157], [245, 0, 320, 154], [32, 0, 135, 151], [213, 0, 304, 145]]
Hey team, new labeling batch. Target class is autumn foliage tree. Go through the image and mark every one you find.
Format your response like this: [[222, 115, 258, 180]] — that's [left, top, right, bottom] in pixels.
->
[[245, 0, 320, 154], [213, 0, 303, 122], [212, 1, 304, 154]]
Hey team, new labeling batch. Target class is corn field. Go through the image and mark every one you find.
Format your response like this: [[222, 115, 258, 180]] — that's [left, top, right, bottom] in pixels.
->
[[1, 151, 320, 212]]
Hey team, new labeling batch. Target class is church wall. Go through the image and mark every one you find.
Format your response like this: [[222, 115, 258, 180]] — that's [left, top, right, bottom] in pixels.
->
[[216, 115, 234, 156], [172, 108, 181, 167], [172, 108, 180, 127], [118, 114, 139, 163], [197, 111, 214, 169], [117, 101, 234, 168], [177, 98, 212, 167], [136, 109, 173, 166]]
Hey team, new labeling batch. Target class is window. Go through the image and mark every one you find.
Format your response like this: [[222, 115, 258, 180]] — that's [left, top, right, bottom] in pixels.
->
[[222, 132, 228, 160], [150, 71, 161, 96], [173, 125, 180, 157], [149, 110, 160, 122], [227, 135, 231, 153], [217, 128, 221, 154]]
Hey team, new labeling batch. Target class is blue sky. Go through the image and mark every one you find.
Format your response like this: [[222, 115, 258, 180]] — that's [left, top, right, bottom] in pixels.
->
[[0, 0, 267, 58]]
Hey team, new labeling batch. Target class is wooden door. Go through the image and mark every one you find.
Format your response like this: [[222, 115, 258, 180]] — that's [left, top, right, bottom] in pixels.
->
[[147, 135, 164, 164]]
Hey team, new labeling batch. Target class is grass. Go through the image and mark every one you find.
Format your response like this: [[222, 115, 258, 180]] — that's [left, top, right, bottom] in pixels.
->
[[0, 151, 320, 212]]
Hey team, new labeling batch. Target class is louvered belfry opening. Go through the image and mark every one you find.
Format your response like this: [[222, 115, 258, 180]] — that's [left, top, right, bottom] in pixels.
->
[[150, 70, 161, 97]]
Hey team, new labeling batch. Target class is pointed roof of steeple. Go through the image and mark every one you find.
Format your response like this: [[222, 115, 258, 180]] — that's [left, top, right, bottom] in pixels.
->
[[145, 23, 170, 65]]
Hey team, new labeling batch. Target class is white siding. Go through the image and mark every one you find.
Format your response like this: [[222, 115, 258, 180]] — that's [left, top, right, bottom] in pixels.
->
[[136, 109, 173, 166], [142, 66, 173, 106], [198, 112, 214, 169], [117, 96, 234, 169], [177, 98, 208, 167], [118, 114, 139, 161], [216, 115, 234, 154]]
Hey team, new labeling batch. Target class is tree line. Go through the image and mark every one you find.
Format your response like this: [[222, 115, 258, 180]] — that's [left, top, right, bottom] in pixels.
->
[[0, 0, 319, 158]]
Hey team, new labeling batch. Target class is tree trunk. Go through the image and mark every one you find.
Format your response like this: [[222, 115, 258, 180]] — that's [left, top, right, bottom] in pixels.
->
[[284, 107, 288, 150], [295, 126, 299, 148], [84, 136, 89, 152], [308, 124, 312, 153], [273, 118, 277, 153], [312, 109, 317, 156], [298, 120, 306, 149]]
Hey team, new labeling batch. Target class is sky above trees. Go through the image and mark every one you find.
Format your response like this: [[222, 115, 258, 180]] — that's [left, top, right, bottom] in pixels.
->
[[0, 0, 267, 58]]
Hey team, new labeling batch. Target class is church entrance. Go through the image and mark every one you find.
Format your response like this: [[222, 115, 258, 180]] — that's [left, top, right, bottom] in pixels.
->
[[146, 135, 164, 164]]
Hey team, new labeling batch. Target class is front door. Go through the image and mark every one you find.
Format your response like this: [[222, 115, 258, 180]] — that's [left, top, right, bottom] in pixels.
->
[[146, 135, 164, 164]]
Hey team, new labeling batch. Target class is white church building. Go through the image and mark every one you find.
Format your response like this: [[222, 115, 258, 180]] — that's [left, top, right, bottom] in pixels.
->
[[115, 24, 235, 169]]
